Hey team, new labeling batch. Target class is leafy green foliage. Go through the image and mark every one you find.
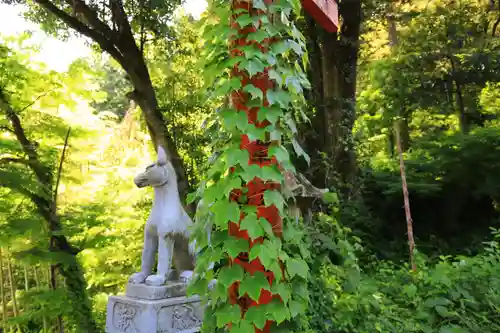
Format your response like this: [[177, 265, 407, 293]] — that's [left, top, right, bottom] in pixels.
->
[[297, 214, 500, 333], [188, 0, 313, 331]]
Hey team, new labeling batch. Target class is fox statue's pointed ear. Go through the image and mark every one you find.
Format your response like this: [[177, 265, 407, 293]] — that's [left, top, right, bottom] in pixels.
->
[[157, 145, 168, 165]]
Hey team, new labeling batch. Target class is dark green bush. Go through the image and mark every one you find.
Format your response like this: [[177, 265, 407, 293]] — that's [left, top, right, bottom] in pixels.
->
[[360, 127, 500, 258], [301, 214, 500, 333]]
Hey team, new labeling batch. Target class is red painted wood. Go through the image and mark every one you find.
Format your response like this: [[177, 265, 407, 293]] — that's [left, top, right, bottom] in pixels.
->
[[228, 0, 284, 331], [302, 0, 339, 32]]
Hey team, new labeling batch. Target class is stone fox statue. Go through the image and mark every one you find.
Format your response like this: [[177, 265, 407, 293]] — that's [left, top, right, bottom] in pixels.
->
[[129, 145, 196, 286]]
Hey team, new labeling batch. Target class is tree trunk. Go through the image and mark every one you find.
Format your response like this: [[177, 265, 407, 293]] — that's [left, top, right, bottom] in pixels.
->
[[33, 266, 49, 333], [23, 265, 29, 292], [126, 78, 191, 203], [448, 55, 468, 133], [302, 0, 362, 200], [387, 13, 410, 152], [0, 248, 6, 330], [6, 255, 18, 317], [49, 264, 64, 332]]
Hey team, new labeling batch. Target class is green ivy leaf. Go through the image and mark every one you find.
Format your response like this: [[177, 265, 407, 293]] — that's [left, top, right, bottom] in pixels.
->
[[240, 213, 265, 239], [245, 306, 268, 329], [187, 276, 208, 296], [271, 282, 291, 304], [263, 189, 285, 213], [223, 176, 243, 196], [283, 223, 303, 243], [211, 200, 240, 227], [235, 14, 253, 28], [221, 109, 248, 132], [290, 24, 304, 42], [211, 278, 228, 303], [284, 114, 297, 133], [286, 258, 309, 279], [248, 30, 269, 43], [265, 24, 281, 38], [204, 182, 224, 203], [291, 138, 310, 165], [211, 230, 232, 247], [252, 15, 269, 28], [292, 281, 309, 300], [259, 217, 275, 237], [233, 8, 248, 14], [249, 242, 276, 268], [239, 271, 270, 300], [270, 40, 290, 55], [241, 164, 262, 181], [267, 300, 290, 324], [242, 45, 261, 59], [257, 106, 282, 124], [269, 260, 283, 281], [214, 77, 241, 97], [288, 40, 303, 56], [267, 89, 291, 108], [231, 319, 255, 333], [246, 124, 267, 141], [218, 265, 244, 289], [225, 237, 249, 258], [268, 69, 283, 86], [252, 0, 267, 11], [243, 84, 264, 100], [265, 52, 277, 66], [186, 191, 197, 204], [221, 56, 245, 71], [285, 75, 302, 94], [241, 59, 266, 77], [226, 147, 249, 167], [268, 145, 289, 163], [289, 299, 306, 317], [260, 164, 284, 182], [216, 303, 241, 327]]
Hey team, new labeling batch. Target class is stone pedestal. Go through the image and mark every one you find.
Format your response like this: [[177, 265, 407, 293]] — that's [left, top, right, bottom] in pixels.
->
[[105, 282, 202, 333]]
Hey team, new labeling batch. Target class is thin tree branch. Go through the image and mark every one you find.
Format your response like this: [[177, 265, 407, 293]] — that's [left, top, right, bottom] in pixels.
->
[[19, 91, 53, 113], [66, 0, 117, 41], [53, 127, 71, 207], [109, 0, 139, 50], [492, 17, 500, 36], [0, 90, 51, 185], [0, 125, 15, 134], [32, 0, 127, 67], [0, 157, 31, 166]]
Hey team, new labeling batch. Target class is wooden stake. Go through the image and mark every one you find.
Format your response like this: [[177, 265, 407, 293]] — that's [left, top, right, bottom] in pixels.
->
[[395, 121, 416, 272]]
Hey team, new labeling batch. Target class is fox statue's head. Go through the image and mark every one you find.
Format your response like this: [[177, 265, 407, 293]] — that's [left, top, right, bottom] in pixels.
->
[[134, 145, 172, 188]]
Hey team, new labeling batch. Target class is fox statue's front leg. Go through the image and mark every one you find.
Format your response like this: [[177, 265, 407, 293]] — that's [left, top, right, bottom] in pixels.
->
[[143, 233, 174, 286], [129, 225, 158, 284]]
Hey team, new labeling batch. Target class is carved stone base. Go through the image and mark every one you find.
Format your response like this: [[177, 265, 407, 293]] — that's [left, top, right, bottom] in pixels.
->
[[105, 283, 202, 333], [126, 282, 187, 300]]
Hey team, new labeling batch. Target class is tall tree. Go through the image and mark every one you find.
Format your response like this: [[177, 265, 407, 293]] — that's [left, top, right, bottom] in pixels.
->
[[0, 44, 98, 332], [301, 0, 362, 199], [6, 0, 191, 198]]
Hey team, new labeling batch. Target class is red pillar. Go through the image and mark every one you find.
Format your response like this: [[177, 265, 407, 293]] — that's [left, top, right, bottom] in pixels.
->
[[228, 0, 282, 332]]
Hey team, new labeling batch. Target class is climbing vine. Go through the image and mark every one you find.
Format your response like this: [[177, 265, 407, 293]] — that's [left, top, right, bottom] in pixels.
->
[[188, 0, 312, 331]]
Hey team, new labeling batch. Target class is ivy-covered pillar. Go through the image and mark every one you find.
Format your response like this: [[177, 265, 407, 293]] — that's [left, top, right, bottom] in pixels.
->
[[190, 0, 315, 331], [227, 0, 282, 332]]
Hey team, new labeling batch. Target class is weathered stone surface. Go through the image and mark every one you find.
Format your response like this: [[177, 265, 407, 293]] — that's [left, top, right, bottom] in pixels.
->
[[125, 282, 187, 300], [105, 293, 202, 333]]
